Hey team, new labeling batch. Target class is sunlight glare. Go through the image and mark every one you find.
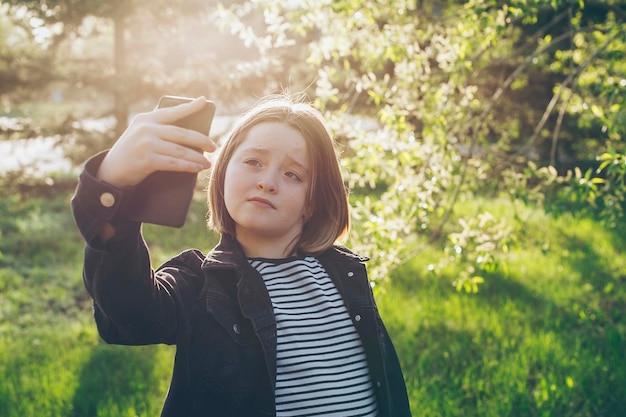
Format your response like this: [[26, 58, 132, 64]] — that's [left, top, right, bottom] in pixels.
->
[[29, 16, 51, 46]]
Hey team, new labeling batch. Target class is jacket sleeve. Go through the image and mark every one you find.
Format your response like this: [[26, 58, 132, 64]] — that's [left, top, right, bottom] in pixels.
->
[[380, 324, 413, 416], [71, 152, 203, 346]]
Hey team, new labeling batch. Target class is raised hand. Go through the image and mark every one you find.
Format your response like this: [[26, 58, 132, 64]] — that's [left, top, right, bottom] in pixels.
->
[[97, 97, 217, 188]]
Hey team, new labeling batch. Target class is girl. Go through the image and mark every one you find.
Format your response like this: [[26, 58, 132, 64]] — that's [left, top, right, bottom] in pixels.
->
[[71, 94, 411, 417]]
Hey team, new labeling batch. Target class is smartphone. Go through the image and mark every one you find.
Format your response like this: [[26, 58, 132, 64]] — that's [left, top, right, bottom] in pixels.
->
[[118, 96, 216, 228]]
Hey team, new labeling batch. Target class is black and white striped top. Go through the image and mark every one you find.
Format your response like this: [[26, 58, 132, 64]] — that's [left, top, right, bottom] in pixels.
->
[[249, 256, 379, 417]]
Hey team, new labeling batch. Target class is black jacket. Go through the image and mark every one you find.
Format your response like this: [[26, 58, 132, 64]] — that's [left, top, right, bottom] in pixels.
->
[[71, 155, 412, 417]]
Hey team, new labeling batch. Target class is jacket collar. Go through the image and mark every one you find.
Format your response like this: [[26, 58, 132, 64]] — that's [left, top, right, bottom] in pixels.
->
[[201, 234, 246, 271]]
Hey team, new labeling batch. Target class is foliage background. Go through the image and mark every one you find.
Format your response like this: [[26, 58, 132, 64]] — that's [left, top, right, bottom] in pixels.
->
[[1, 0, 625, 416]]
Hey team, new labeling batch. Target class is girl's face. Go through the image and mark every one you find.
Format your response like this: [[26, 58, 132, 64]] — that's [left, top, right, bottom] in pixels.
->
[[223, 122, 311, 258]]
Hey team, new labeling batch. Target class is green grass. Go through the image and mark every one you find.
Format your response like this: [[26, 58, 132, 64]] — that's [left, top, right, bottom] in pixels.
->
[[0, 189, 624, 416], [0, 192, 206, 417], [377, 198, 626, 416]]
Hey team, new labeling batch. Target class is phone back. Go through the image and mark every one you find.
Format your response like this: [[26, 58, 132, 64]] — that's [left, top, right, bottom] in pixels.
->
[[118, 96, 216, 227]]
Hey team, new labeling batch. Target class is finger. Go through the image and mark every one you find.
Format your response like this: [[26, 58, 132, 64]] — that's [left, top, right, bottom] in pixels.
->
[[158, 124, 217, 152], [151, 139, 212, 167], [153, 96, 209, 125], [151, 152, 211, 173]]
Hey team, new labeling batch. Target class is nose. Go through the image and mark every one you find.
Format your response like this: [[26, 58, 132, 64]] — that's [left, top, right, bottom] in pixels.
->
[[257, 173, 277, 193]]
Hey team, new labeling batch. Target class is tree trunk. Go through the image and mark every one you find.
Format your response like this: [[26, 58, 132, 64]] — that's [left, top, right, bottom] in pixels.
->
[[113, 13, 129, 138]]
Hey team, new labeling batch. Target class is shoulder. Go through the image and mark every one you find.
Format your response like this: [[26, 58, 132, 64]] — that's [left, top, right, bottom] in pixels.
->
[[171, 248, 206, 262], [320, 245, 369, 264], [159, 248, 206, 273]]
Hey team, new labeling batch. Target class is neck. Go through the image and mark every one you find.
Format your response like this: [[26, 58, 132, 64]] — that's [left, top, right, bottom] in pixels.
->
[[235, 232, 298, 259]]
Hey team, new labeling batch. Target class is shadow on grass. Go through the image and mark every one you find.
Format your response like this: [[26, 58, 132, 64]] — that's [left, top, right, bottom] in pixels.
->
[[407, 323, 543, 416], [71, 342, 165, 417], [390, 220, 626, 416]]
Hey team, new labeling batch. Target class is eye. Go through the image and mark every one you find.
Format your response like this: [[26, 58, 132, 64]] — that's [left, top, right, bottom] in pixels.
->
[[285, 171, 302, 181], [244, 159, 261, 167]]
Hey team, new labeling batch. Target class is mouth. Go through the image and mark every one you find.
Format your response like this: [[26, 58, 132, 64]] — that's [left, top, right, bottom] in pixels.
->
[[248, 197, 276, 209]]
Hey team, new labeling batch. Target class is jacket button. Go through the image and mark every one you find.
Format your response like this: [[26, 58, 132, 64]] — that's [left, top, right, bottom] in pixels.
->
[[354, 314, 361, 322], [233, 324, 241, 335], [347, 271, 354, 277], [99, 192, 115, 207]]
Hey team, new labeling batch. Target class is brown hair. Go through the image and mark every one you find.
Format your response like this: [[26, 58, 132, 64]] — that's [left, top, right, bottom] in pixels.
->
[[207, 94, 350, 255]]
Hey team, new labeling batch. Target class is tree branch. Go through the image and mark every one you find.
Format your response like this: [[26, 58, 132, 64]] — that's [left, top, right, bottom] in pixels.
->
[[513, 25, 622, 159]]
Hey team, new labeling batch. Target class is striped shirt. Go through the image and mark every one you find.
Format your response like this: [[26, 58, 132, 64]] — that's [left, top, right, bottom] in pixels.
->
[[249, 256, 379, 417]]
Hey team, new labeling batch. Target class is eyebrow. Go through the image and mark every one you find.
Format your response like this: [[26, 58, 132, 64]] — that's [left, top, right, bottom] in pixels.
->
[[242, 147, 310, 173]]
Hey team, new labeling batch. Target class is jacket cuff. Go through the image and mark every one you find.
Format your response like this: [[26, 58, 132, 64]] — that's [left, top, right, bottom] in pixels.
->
[[70, 151, 140, 245]]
